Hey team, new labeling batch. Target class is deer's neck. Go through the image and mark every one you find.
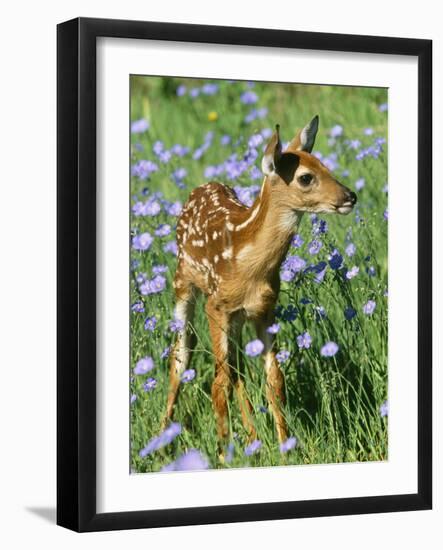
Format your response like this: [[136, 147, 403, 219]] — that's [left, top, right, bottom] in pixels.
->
[[233, 179, 303, 277]]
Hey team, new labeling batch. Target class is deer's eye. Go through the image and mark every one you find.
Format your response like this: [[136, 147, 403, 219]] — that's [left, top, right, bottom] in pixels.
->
[[298, 173, 314, 186]]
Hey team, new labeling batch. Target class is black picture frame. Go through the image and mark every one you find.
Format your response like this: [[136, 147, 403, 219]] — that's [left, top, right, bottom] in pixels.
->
[[57, 17, 432, 532]]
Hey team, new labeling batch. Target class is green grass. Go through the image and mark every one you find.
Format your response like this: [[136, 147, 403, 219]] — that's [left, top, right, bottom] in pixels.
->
[[129, 76, 388, 473]]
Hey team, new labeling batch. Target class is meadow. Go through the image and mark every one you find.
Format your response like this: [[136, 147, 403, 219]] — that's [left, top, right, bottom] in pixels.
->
[[129, 76, 388, 473]]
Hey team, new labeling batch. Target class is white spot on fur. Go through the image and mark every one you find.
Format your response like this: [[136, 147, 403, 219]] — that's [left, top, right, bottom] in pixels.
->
[[221, 247, 233, 260]]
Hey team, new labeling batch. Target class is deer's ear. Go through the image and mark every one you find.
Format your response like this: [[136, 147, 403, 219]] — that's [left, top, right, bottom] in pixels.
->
[[289, 115, 319, 153], [261, 124, 282, 175]]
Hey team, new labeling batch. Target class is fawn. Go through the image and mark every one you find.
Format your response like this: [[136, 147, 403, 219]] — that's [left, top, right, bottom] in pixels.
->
[[164, 116, 357, 457]]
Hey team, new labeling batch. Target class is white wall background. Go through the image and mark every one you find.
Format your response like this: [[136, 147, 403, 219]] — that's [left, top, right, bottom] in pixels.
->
[[0, 0, 440, 547]]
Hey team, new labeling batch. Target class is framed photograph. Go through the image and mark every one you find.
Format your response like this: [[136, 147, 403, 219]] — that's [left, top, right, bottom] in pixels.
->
[[57, 17, 432, 532]]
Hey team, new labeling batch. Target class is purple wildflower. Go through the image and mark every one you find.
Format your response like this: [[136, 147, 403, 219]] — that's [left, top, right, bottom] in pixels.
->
[[181, 369, 196, 383], [297, 332, 312, 350], [131, 160, 158, 180], [330, 124, 343, 138], [132, 232, 153, 251], [163, 241, 178, 255], [346, 266, 359, 280], [131, 301, 145, 313], [328, 250, 343, 270], [292, 234, 304, 248], [139, 422, 182, 457], [245, 339, 264, 357], [154, 224, 172, 237], [134, 356, 154, 375], [363, 300, 376, 315], [131, 393, 137, 404], [244, 439, 262, 456], [240, 90, 258, 104], [169, 318, 185, 332], [131, 118, 149, 133], [139, 274, 166, 295], [201, 83, 219, 95], [355, 178, 365, 191], [266, 323, 280, 334], [152, 264, 168, 274], [161, 346, 171, 359], [280, 436, 297, 453], [166, 201, 182, 217], [344, 306, 357, 320], [220, 134, 231, 146], [176, 84, 186, 96], [276, 350, 290, 363], [162, 449, 209, 472], [379, 103, 388, 112], [345, 243, 356, 257], [144, 316, 157, 331], [320, 342, 339, 357], [380, 400, 389, 417], [143, 378, 157, 392], [308, 239, 322, 255]]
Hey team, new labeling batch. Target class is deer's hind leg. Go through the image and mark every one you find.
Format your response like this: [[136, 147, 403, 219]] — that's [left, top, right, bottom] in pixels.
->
[[255, 316, 288, 445], [163, 283, 196, 426], [206, 298, 234, 454], [230, 315, 256, 443]]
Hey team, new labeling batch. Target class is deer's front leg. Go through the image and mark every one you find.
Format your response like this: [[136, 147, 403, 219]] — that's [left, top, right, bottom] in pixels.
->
[[206, 299, 233, 453], [256, 316, 288, 445]]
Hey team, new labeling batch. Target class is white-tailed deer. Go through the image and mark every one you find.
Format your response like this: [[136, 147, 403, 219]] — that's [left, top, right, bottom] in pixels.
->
[[164, 116, 357, 456]]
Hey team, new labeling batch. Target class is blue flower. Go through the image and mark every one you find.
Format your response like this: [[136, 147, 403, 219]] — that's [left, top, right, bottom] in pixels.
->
[[163, 241, 178, 255], [379, 103, 388, 112], [320, 342, 339, 357], [169, 318, 185, 332], [131, 160, 158, 180], [329, 124, 343, 138], [308, 239, 322, 255], [328, 250, 343, 270], [181, 369, 196, 383], [144, 316, 157, 331], [297, 332, 312, 350], [363, 300, 376, 315], [276, 350, 290, 363], [131, 301, 145, 313], [134, 356, 154, 375], [240, 90, 258, 104], [154, 224, 171, 237], [162, 449, 209, 472], [344, 307, 357, 320], [355, 178, 365, 191], [280, 436, 297, 453], [345, 243, 356, 257], [132, 232, 153, 251], [202, 83, 219, 95], [139, 422, 182, 457], [139, 275, 167, 295], [143, 377, 157, 392], [245, 339, 264, 357], [176, 84, 187, 96], [266, 323, 280, 334], [131, 118, 149, 133], [291, 234, 304, 248], [244, 439, 262, 456], [345, 266, 359, 280], [283, 304, 298, 321], [380, 400, 389, 417]]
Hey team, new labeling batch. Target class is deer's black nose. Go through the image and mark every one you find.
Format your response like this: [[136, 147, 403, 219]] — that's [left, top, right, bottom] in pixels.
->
[[347, 191, 357, 205]]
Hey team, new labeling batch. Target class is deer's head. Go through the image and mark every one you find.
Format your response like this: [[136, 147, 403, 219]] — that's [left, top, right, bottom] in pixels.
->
[[261, 116, 357, 215]]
